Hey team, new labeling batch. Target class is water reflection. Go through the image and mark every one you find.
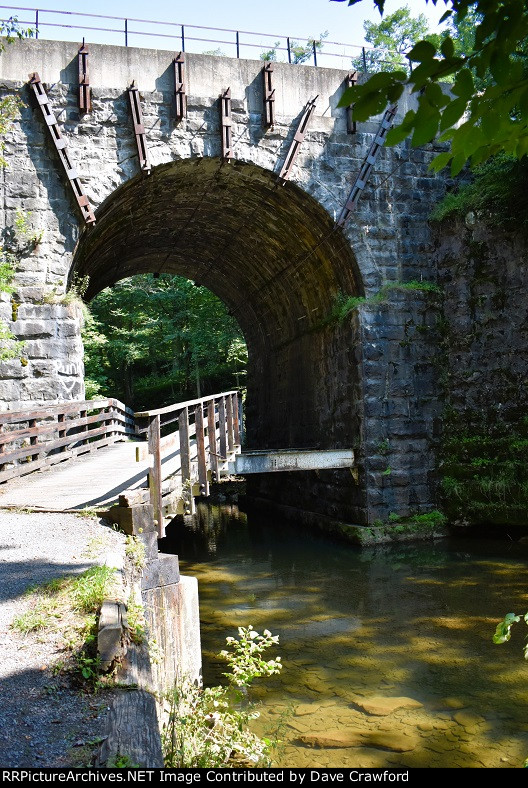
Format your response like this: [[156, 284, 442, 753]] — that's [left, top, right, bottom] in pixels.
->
[[160, 504, 528, 768]]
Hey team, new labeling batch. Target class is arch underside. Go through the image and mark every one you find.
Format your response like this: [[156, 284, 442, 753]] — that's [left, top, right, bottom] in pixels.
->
[[72, 158, 366, 524]]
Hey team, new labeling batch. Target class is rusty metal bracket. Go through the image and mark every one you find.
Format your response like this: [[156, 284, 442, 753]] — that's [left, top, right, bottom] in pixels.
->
[[173, 52, 186, 121], [78, 39, 91, 114], [336, 104, 398, 228], [128, 81, 151, 175], [263, 63, 275, 128], [28, 72, 95, 225], [278, 96, 317, 183], [220, 87, 232, 161], [345, 71, 357, 134]]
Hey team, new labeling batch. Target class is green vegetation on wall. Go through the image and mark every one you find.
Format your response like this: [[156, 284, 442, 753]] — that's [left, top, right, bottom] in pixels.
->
[[325, 279, 442, 326], [430, 155, 528, 230], [440, 413, 528, 527], [83, 274, 247, 410]]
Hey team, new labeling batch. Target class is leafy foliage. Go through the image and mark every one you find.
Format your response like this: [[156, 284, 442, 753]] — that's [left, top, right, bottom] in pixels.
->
[[83, 274, 247, 409], [260, 33, 328, 64], [440, 417, 528, 526], [430, 153, 528, 227], [335, 0, 528, 173], [162, 626, 282, 768], [290, 32, 328, 64], [0, 16, 33, 51], [493, 612, 527, 648], [219, 626, 282, 688], [352, 6, 431, 72]]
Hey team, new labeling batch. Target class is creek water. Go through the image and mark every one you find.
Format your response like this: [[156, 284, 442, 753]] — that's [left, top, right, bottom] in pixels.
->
[[160, 503, 528, 768]]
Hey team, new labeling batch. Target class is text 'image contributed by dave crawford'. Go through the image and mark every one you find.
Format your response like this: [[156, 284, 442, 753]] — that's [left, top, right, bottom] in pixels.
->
[[2, 770, 412, 783]]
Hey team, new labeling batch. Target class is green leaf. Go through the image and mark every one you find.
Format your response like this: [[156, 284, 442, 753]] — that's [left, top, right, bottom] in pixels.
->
[[411, 110, 440, 147], [352, 91, 388, 122], [452, 68, 474, 100], [387, 83, 404, 103], [440, 36, 455, 59], [439, 97, 468, 132], [338, 86, 357, 108], [407, 40, 437, 62], [361, 71, 399, 91], [461, 126, 485, 158], [490, 51, 511, 86], [450, 152, 467, 177], [492, 613, 520, 645], [428, 151, 452, 173], [425, 83, 449, 109], [385, 123, 413, 146], [408, 59, 442, 89]]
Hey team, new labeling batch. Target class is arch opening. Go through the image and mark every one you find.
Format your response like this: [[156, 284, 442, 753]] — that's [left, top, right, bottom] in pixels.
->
[[84, 272, 248, 411], [72, 158, 366, 525]]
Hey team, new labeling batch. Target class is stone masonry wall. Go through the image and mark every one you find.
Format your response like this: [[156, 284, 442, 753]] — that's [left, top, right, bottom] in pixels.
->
[[435, 220, 528, 426], [0, 39, 449, 529]]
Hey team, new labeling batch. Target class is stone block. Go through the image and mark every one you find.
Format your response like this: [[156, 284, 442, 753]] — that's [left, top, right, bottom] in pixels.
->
[[13, 320, 55, 338], [138, 529, 159, 562], [98, 600, 126, 670], [140, 559, 160, 591], [158, 554, 180, 586], [105, 504, 156, 536]]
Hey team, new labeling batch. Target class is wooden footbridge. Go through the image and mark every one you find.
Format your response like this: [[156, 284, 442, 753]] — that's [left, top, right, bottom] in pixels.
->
[[0, 391, 354, 536]]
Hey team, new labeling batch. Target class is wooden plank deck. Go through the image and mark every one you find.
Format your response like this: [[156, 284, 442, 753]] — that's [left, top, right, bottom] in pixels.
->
[[0, 441, 151, 511]]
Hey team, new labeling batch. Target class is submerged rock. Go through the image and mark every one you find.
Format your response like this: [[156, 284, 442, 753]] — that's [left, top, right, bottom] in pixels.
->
[[353, 696, 423, 716], [453, 710, 485, 730], [298, 729, 364, 748], [298, 727, 418, 753], [363, 730, 418, 753]]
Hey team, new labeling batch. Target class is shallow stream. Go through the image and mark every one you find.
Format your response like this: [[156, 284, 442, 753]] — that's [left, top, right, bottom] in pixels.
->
[[161, 504, 528, 768]]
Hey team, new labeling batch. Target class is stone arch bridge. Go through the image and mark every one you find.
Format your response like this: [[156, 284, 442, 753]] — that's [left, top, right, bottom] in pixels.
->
[[0, 39, 448, 536]]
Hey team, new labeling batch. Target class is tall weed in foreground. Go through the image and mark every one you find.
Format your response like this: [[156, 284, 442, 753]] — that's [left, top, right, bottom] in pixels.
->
[[162, 626, 282, 768]]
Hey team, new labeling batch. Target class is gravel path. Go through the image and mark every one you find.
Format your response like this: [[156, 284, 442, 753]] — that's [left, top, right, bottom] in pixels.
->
[[0, 510, 126, 768]]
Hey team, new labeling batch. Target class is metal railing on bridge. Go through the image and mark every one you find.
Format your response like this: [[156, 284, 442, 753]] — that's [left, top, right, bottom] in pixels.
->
[[0, 5, 404, 71], [0, 397, 136, 484]]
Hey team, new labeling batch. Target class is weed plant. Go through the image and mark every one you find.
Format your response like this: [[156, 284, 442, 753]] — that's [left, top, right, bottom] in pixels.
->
[[163, 626, 283, 768]]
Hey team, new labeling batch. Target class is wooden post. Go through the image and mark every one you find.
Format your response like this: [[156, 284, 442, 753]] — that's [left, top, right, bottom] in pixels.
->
[[80, 409, 88, 447], [148, 415, 163, 537], [238, 395, 245, 444], [179, 407, 195, 515], [226, 394, 234, 452], [58, 413, 66, 453], [106, 404, 117, 442], [218, 396, 227, 463], [207, 399, 219, 480], [195, 404, 209, 497], [29, 418, 38, 462], [232, 393, 240, 446]]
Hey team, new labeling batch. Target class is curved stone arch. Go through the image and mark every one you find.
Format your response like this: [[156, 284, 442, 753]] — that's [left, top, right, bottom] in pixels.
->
[[73, 157, 363, 339], [72, 156, 366, 521]]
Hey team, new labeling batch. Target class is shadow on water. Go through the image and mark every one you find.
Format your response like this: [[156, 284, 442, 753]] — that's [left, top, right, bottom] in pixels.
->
[[159, 503, 528, 768]]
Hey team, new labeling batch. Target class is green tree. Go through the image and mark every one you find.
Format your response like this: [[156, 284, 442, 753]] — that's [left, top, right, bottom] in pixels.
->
[[353, 6, 431, 72], [83, 275, 247, 409], [260, 33, 328, 64], [335, 0, 528, 174], [290, 32, 328, 64]]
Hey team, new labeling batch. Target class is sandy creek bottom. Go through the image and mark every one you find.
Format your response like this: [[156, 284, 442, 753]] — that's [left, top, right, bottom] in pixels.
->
[[160, 503, 528, 769]]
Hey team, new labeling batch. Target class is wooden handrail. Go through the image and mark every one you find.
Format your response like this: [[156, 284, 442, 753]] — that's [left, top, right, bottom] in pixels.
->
[[0, 398, 136, 484], [138, 391, 242, 536], [133, 390, 238, 420]]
